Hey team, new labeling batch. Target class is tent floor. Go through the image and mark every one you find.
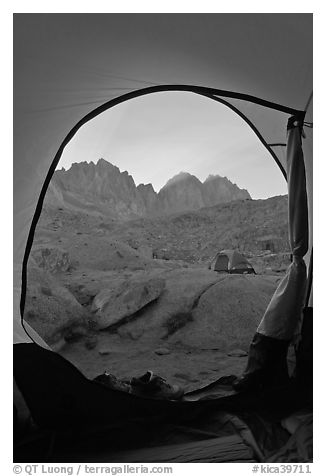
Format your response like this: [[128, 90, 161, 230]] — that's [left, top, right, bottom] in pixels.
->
[[14, 344, 312, 463], [14, 416, 258, 463], [53, 434, 257, 463]]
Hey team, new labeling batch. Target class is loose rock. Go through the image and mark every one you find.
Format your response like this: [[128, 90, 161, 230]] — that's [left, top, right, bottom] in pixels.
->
[[154, 347, 171, 356], [227, 349, 248, 357], [98, 348, 111, 355], [32, 245, 70, 274]]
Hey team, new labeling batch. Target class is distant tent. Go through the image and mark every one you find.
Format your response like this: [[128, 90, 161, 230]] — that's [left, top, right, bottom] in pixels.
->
[[209, 250, 255, 274]]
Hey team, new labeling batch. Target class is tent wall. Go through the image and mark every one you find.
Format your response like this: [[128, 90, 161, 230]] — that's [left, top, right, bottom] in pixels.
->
[[302, 100, 313, 307], [214, 255, 229, 272], [13, 14, 313, 344]]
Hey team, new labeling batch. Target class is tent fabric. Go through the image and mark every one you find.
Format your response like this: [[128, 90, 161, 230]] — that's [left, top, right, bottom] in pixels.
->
[[214, 254, 229, 272], [302, 98, 313, 307], [257, 118, 308, 340], [13, 13, 313, 345], [14, 343, 310, 463], [210, 250, 255, 274], [266, 415, 312, 463], [14, 319, 51, 349]]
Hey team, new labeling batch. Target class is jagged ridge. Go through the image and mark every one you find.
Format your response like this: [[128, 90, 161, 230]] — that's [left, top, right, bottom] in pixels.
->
[[45, 159, 251, 219]]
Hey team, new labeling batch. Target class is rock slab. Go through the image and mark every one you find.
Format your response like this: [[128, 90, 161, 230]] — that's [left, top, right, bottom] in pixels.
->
[[91, 277, 166, 329]]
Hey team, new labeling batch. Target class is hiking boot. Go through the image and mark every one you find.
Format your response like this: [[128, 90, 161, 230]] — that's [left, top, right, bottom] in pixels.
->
[[130, 371, 184, 400], [93, 371, 131, 393]]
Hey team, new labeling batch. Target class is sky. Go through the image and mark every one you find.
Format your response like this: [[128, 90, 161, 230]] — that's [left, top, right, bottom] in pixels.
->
[[58, 91, 287, 199]]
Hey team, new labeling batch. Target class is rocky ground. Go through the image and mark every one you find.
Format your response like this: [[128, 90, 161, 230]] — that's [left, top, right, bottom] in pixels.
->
[[24, 202, 286, 392]]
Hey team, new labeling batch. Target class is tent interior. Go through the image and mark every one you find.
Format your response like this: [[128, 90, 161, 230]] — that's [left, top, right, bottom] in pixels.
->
[[13, 13, 313, 463]]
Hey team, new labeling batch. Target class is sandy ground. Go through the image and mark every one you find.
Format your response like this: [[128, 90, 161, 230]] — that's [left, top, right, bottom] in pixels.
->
[[60, 334, 248, 393]]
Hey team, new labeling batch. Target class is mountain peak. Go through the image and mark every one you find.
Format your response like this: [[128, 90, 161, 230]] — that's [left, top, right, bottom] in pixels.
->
[[205, 174, 223, 182], [96, 158, 120, 171], [49, 160, 251, 219], [162, 171, 201, 190]]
